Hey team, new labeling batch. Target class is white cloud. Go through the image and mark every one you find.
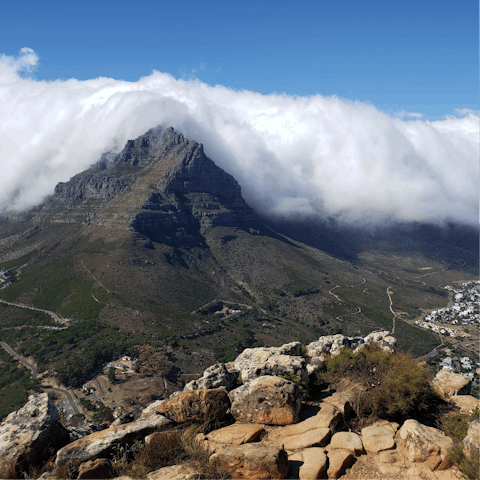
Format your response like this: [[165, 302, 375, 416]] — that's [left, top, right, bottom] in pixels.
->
[[394, 110, 424, 119], [0, 48, 478, 227]]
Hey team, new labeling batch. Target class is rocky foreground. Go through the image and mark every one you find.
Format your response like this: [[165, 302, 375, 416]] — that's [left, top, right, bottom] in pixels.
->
[[1, 331, 479, 479]]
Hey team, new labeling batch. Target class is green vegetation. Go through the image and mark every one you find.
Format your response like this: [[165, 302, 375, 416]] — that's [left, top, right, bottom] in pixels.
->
[[322, 343, 443, 422], [0, 348, 37, 420], [108, 366, 116, 384], [440, 407, 479, 480]]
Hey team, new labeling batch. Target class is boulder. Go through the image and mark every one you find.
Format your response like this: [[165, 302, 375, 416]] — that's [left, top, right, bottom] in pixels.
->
[[288, 447, 327, 479], [0, 393, 70, 476], [229, 376, 301, 425], [361, 425, 395, 454], [355, 330, 396, 353], [450, 395, 479, 413], [395, 419, 453, 470], [328, 431, 364, 455], [146, 464, 196, 479], [209, 443, 289, 479], [183, 363, 238, 392], [233, 342, 308, 384], [321, 391, 354, 418], [463, 419, 479, 459], [156, 388, 230, 423], [77, 458, 113, 479], [206, 423, 264, 445], [327, 448, 355, 479], [432, 369, 471, 397], [56, 414, 171, 466], [306, 334, 350, 359]]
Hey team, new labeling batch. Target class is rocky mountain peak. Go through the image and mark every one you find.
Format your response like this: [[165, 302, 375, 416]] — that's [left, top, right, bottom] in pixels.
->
[[34, 127, 257, 244]]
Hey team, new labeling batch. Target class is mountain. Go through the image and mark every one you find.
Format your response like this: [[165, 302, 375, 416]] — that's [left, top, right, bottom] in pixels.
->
[[0, 126, 477, 399]]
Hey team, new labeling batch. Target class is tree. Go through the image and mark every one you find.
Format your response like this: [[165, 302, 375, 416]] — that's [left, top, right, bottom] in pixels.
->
[[107, 366, 116, 384]]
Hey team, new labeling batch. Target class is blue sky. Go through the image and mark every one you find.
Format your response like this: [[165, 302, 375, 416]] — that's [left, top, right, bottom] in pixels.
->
[[2, 0, 478, 118]]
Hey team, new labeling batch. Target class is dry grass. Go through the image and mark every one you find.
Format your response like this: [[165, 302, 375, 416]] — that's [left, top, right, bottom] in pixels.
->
[[111, 424, 230, 479], [0, 458, 17, 480]]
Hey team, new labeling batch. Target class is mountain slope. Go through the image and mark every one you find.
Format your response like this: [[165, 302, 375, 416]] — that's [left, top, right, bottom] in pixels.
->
[[0, 126, 477, 397]]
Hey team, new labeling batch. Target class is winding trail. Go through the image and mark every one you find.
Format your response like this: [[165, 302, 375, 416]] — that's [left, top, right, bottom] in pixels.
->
[[328, 285, 343, 302], [386, 286, 404, 335]]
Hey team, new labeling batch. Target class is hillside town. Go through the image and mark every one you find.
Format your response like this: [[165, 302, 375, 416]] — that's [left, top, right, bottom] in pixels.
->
[[415, 280, 479, 338]]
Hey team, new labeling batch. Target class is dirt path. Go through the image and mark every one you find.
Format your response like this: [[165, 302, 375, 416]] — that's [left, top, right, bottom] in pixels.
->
[[81, 259, 111, 293], [386, 286, 405, 335]]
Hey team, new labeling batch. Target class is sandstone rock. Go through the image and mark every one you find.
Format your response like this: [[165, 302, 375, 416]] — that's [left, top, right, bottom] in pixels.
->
[[371, 419, 399, 434], [56, 414, 170, 466], [395, 419, 453, 470], [432, 369, 471, 397], [146, 464, 196, 479], [77, 458, 113, 479], [463, 419, 479, 459], [328, 431, 364, 455], [321, 391, 354, 418], [375, 449, 407, 477], [184, 363, 238, 391], [327, 448, 355, 479], [233, 342, 308, 384], [156, 388, 230, 423], [282, 427, 331, 450], [229, 376, 301, 425], [269, 408, 341, 441], [210, 443, 289, 479], [140, 400, 164, 419], [450, 394, 479, 413], [288, 447, 327, 479], [0, 393, 70, 476], [206, 423, 264, 445], [361, 425, 395, 454]]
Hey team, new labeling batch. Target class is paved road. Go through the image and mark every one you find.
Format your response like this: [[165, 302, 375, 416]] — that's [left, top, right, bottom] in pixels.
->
[[0, 299, 68, 326], [45, 386, 80, 415], [0, 341, 37, 379]]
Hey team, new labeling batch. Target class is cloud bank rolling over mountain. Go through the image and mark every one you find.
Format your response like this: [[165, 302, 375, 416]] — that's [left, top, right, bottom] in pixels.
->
[[1, 48, 478, 227]]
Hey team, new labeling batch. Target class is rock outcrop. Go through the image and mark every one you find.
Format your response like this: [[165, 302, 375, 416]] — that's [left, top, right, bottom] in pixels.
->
[[156, 388, 230, 423], [432, 369, 472, 397], [229, 375, 301, 425], [463, 419, 479, 459], [0, 393, 70, 476], [395, 419, 453, 470]]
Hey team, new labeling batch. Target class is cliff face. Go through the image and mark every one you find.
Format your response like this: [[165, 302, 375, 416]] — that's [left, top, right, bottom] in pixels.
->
[[35, 127, 256, 243]]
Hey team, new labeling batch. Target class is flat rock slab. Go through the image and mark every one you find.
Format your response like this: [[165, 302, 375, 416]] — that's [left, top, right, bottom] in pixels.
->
[[210, 443, 289, 479], [56, 414, 171, 466], [146, 464, 196, 479], [361, 425, 395, 454], [450, 395, 480, 414], [327, 448, 355, 479], [275, 410, 341, 439], [329, 431, 364, 455], [283, 427, 331, 450], [289, 447, 327, 480], [206, 423, 264, 445]]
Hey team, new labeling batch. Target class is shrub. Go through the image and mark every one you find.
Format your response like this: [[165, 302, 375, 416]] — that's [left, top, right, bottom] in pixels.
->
[[322, 343, 442, 422]]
